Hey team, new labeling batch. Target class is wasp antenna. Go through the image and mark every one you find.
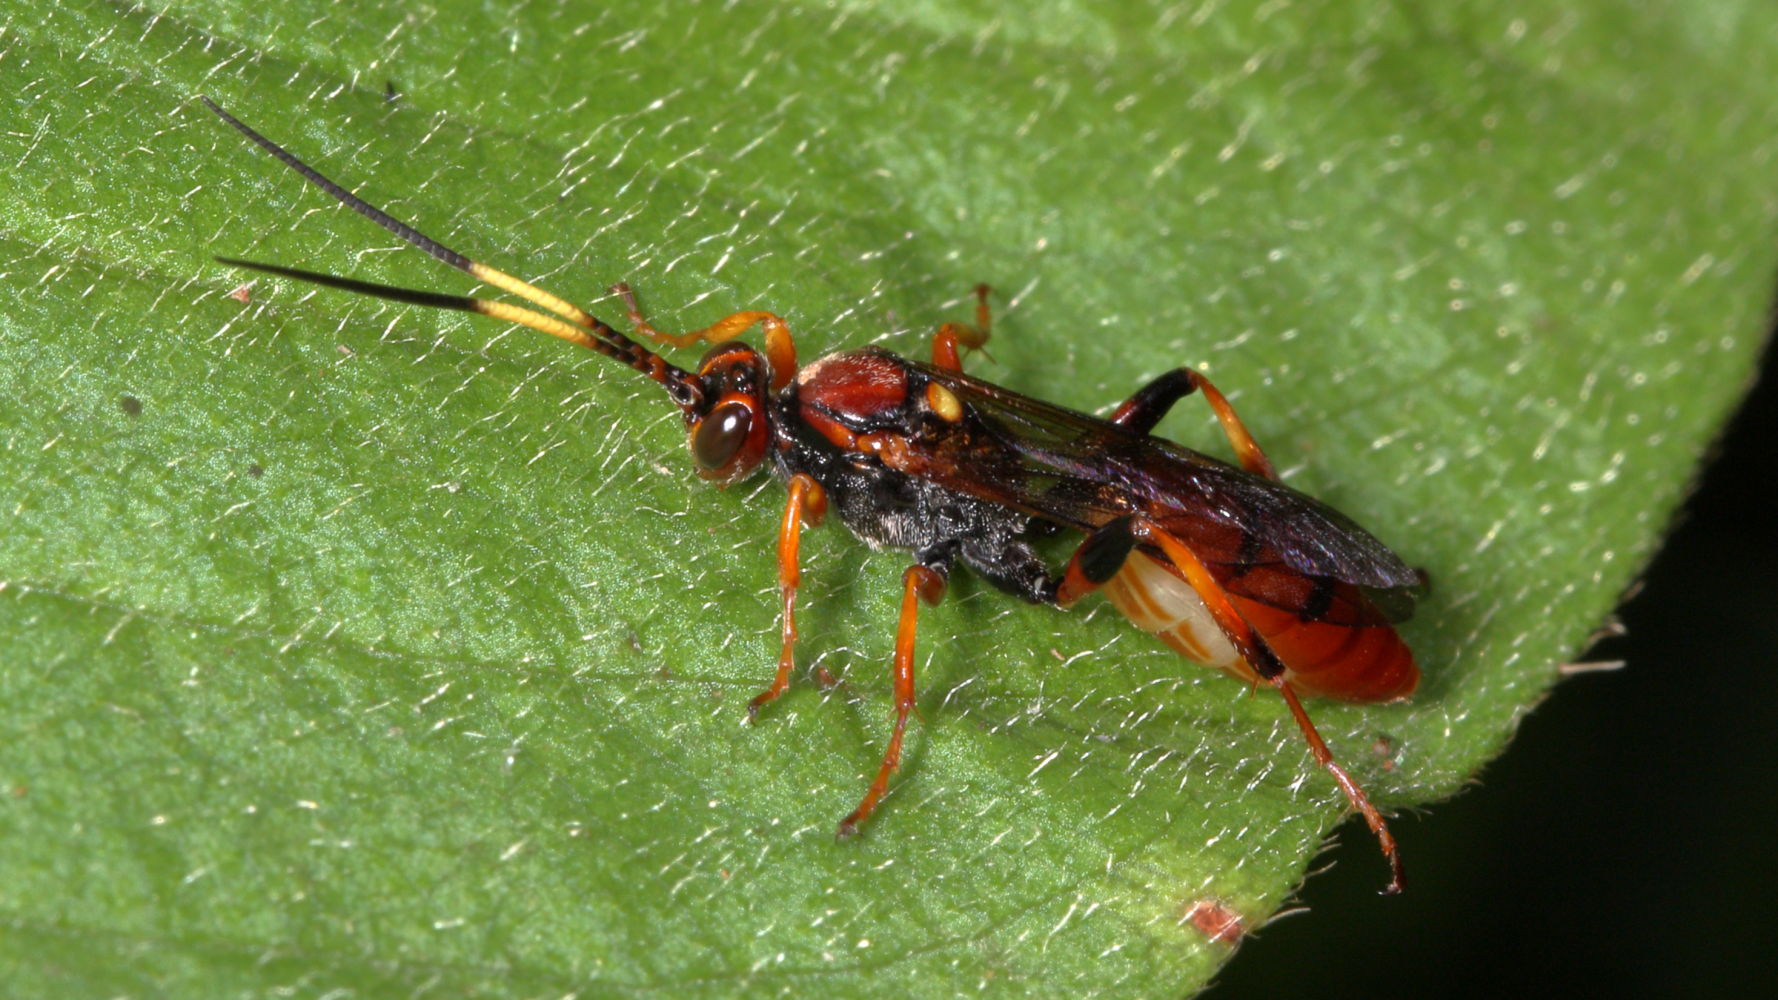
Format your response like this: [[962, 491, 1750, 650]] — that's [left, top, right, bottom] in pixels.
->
[[218, 257, 697, 396], [202, 97, 607, 341], [203, 97, 698, 401]]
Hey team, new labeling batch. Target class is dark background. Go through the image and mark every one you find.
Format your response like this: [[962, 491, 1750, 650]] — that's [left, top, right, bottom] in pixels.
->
[[1216, 333, 1778, 998]]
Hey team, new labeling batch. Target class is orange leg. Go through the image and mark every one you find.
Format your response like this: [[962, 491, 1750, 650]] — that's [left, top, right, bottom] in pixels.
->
[[930, 283, 993, 372], [837, 563, 947, 838], [1054, 515, 1138, 607], [1110, 369, 1276, 480], [611, 281, 799, 391], [749, 473, 827, 717], [1127, 519, 1402, 893], [1054, 514, 1401, 891]]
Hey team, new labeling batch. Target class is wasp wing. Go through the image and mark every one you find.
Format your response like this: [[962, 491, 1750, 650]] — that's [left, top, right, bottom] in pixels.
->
[[886, 350, 1421, 624]]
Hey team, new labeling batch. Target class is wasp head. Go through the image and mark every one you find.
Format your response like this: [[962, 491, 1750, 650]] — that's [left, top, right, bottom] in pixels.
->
[[675, 341, 772, 485]]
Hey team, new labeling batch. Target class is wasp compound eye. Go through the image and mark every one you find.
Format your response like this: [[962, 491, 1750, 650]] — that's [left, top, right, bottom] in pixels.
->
[[692, 400, 754, 471]]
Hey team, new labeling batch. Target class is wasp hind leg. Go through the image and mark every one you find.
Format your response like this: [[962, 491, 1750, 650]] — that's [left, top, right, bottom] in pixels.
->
[[1136, 521, 1403, 893], [1110, 368, 1277, 480], [1054, 516, 1139, 607], [1052, 516, 1404, 894], [930, 283, 993, 372], [836, 558, 950, 838]]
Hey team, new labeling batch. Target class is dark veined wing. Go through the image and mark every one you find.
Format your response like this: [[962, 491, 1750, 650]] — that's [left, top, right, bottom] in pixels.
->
[[883, 351, 1421, 619]]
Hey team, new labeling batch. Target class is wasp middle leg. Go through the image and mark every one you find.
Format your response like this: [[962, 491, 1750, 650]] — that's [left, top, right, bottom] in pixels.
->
[[930, 283, 993, 372], [836, 558, 949, 837]]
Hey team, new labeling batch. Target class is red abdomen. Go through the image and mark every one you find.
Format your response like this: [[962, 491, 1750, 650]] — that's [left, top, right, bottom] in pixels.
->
[[1104, 552, 1418, 703], [1227, 594, 1418, 702]]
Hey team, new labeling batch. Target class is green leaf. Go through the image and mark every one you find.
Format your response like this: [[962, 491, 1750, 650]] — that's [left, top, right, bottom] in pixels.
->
[[3, 0, 1774, 995]]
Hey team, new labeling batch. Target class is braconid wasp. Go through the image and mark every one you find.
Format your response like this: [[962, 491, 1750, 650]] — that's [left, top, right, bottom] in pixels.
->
[[203, 97, 1424, 893]]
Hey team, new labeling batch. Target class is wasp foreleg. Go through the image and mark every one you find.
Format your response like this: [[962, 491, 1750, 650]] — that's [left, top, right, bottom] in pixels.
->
[[836, 559, 950, 838], [748, 473, 828, 718], [610, 281, 799, 390]]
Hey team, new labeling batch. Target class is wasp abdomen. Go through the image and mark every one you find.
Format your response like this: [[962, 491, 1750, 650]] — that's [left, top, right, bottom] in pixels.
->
[[1229, 593, 1418, 702], [1104, 551, 1417, 702], [1104, 551, 1243, 670]]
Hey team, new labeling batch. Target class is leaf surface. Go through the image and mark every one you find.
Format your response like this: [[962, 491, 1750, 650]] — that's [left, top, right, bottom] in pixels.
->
[[3, 1, 1774, 995]]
